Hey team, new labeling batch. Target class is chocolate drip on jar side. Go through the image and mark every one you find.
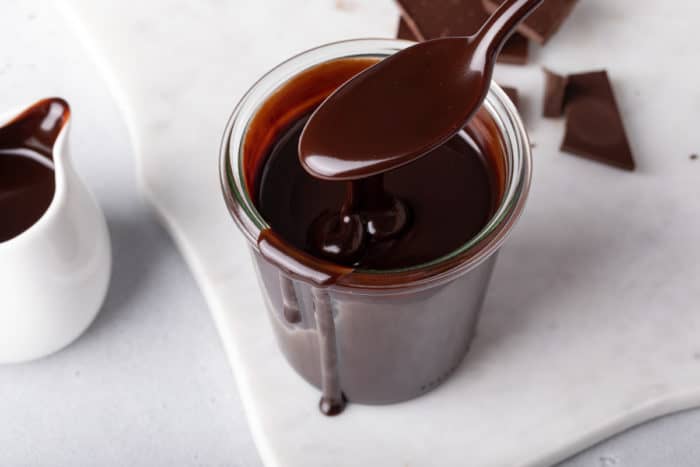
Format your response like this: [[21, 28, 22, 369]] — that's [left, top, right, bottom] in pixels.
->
[[311, 287, 346, 416], [280, 275, 302, 324]]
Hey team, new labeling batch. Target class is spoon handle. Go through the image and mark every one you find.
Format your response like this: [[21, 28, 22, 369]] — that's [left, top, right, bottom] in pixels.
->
[[476, 0, 544, 59]]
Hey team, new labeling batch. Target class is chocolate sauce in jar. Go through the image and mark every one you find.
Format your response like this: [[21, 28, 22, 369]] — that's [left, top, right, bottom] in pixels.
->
[[298, 0, 543, 181], [242, 56, 505, 415], [257, 113, 497, 271]]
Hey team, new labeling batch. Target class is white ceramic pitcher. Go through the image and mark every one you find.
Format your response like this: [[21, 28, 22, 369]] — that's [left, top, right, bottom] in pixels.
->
[[0, 98, 111, 363]]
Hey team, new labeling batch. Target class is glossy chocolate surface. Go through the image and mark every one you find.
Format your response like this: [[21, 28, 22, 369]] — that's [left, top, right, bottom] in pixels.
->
[[0, 98, 69, 242], [258, 113, 496, 270]]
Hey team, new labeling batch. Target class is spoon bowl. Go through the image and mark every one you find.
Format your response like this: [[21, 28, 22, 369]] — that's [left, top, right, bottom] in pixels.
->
[[299, 0, 544, 181]]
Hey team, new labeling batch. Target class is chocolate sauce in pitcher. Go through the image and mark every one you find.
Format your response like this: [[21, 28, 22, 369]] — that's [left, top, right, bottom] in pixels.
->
[[0, 98, 69, 243]]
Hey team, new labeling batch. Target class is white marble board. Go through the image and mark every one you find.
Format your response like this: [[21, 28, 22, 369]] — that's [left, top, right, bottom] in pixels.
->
[[58, 1, 700, 466]]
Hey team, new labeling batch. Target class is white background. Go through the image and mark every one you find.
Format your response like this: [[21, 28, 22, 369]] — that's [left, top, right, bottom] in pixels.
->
[[1, 1, 699, 466]]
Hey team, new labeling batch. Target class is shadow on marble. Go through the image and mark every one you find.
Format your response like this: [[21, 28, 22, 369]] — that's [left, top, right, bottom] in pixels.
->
[[82, 206, 170, 338]]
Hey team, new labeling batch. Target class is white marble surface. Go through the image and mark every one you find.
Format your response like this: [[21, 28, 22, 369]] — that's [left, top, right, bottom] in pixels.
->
[[3, 0, 700, 466]]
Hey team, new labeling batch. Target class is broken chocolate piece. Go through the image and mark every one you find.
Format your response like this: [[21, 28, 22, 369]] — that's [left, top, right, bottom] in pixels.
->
[[335, 0, 357, 11], [502, 86, 519, 108], [542, 68, 568, 118], [483, 0, 578, 45], [397, 17, 418, 41], [396, 0, 529, 64], [561, 71, 635, 171]]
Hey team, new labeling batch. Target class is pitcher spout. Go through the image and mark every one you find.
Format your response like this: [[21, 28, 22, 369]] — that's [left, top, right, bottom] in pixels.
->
[[0, 97, 71, 163]]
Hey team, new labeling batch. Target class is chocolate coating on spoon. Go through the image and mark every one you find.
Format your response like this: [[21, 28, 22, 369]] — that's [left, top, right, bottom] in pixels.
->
[[299, 0, 544, 181]]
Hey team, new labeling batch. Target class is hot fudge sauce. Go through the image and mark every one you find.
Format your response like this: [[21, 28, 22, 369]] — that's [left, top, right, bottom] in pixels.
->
[[243, 56, 506, 415], [0, 98, 68, 243], [257, 113, 497, 270]]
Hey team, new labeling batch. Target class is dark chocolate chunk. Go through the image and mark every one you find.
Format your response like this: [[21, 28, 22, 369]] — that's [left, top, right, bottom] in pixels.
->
[[542, 68, 568, 118], [483, 0, 578, 45], [501, 85, 519, 109], [561, 71, 635, 171], [396, 0, 529, 64], [397, 17, 419, 41]]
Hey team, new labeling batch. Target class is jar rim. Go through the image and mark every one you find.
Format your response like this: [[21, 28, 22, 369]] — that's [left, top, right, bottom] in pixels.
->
[[219, 38, 532, 291]]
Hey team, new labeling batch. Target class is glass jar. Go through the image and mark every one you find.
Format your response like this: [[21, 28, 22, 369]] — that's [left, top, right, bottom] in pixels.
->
[[220, 39, 531, 406]]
